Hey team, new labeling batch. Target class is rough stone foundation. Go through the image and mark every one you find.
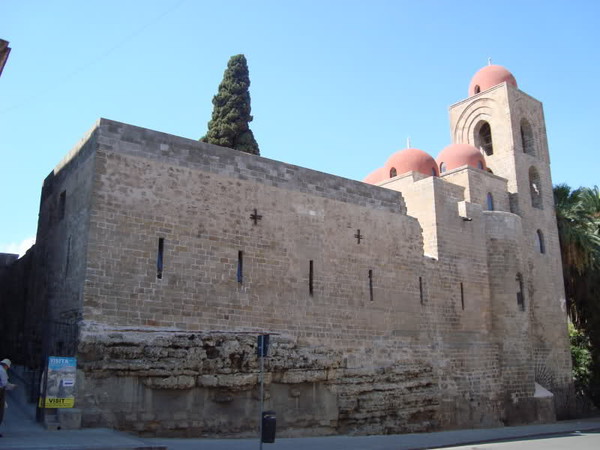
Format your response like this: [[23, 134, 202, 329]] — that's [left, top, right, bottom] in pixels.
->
[[77, 327, 442, 437]]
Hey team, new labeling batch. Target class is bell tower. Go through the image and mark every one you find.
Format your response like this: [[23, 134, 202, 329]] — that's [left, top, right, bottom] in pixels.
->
[[449, 64, 572, 405], [449, 64, 555, 217]]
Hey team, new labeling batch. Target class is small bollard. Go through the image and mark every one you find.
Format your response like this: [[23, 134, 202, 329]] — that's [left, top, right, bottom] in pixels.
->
[[261, 410, 276, 443]]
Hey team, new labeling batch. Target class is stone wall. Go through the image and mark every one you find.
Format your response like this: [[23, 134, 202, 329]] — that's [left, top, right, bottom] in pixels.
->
[[77, 326, 440, 437], [83, 119, 422, 338], [0, 105, 573, 436], [440, 167, 509, 213], [0, 248, 40, 367], [51, 120, 525, 436], [0, 253, 18, 267], [33, 124, 98, 357], [449, 82, 572, 416]]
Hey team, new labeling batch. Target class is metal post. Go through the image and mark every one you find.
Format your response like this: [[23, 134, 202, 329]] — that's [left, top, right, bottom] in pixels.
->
[[259, 349, 264, 450]]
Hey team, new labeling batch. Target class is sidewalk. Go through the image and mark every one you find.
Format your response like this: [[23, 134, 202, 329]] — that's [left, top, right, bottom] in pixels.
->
[[1, 382, 165, 450], [2, 378, 600, 450], [143, 418, 600, 450]]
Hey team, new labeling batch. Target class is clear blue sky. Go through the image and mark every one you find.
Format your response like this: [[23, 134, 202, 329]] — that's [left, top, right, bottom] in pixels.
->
[[1, 0, 599, 255]]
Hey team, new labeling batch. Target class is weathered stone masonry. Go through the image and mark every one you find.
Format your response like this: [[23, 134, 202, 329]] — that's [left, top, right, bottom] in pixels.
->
[[0, 65, 572, 436]]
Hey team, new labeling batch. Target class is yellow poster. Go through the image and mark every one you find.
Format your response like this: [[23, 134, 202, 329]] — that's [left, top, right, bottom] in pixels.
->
[[39, 356, 76, 408]]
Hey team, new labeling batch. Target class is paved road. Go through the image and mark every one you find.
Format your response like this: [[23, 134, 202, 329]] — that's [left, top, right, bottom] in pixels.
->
[[443, 430, 600, 449], [143, 428, 600, 450]]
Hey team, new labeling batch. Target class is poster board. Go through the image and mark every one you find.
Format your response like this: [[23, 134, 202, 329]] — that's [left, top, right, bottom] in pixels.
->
[[39, 356, 76, 408]]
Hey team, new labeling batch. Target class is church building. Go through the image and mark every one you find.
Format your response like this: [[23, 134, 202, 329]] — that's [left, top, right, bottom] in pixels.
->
[[0, 64, 572, 436]]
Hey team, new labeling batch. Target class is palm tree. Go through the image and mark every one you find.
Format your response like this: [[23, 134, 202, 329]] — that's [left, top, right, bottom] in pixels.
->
[[554, 185, 600, 263], [554, 184, 600, 403], [554, 184, 600, 323]]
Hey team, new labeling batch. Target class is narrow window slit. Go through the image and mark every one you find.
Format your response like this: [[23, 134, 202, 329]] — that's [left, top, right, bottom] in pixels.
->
[[64, 236, 71, 279], [537, 229, 546, 254], [237, 250, 244, 283], [419, 276, 424, 304], [516, 273, 525, 311], [309, 260, 314, 296], [487, 192, 494, 211], [368, 269, 373, 302], [157, 238, 164, 279], [460, 282, 465, 310], [59, 190, 66, 220]]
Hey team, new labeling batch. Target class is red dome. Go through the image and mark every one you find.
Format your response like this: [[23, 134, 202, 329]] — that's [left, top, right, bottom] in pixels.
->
[[469, 64, 517, 96], [363, 167, 388, 185], [384, 148, 439, 178], [436, 144, 487, 173]]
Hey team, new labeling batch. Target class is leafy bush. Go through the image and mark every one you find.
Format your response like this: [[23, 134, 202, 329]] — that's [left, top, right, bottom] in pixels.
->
[[569, 322, 592, 394]]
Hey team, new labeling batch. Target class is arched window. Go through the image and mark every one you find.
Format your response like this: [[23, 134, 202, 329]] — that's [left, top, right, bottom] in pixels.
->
[[486, 193, 494, 211], [529, 166, 543, 209], [474, 85, 481, 94], [475, 121, 494, 156], [516, 273, 525, 311], [431, 167, 437, 176], [390, 167, 397, 178], [477, 160, 484, 170], [521, 118, 535, 155], [537, 229, 545, 254], [440, 162, 446, 173]]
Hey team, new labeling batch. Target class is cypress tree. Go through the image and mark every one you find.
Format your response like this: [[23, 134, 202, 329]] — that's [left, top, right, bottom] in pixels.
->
[[201, 54, 260, 155]]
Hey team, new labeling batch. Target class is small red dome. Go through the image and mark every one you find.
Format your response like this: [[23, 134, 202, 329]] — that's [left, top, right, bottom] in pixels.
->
[[363, 167, 388, 185], [469, 64, 517, 96], [384, 148, 439, 178], [436, 143, 487, 173]]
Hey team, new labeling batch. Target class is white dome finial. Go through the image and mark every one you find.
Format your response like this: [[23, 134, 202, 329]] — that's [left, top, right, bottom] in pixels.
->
[[488, 57, 492, 66], [406, 137, 411, 149]]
